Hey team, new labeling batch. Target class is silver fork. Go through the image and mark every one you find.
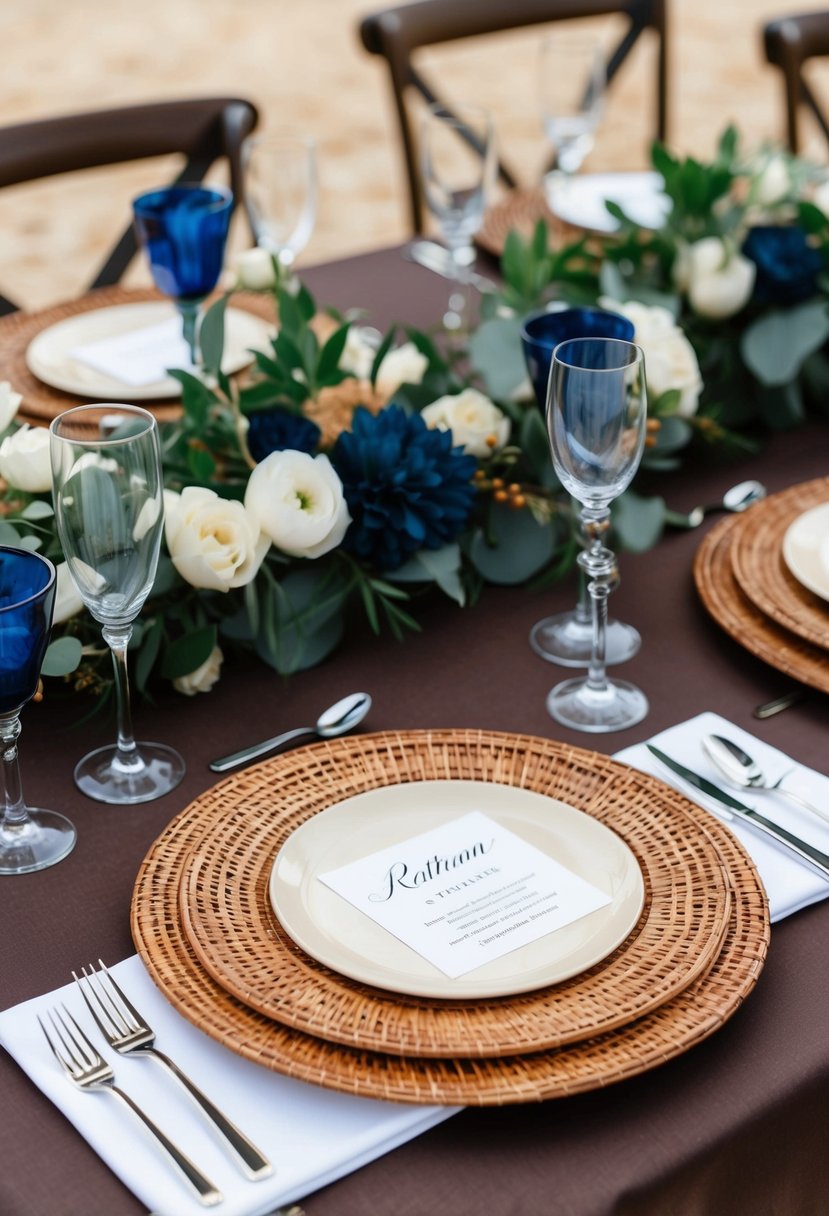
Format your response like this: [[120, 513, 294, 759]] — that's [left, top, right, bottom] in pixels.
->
[[38, 1004, 222, 1207], [74, 960, 271, 1180]]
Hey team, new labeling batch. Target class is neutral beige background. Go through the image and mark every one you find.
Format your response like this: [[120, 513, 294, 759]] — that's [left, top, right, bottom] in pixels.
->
[[0, 0, 826, 310]]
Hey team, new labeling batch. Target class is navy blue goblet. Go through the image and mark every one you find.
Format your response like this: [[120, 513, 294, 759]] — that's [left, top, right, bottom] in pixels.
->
[[519, 306, 641, 669], [0, 547, 76, 874], [132, 184, 233, 365]]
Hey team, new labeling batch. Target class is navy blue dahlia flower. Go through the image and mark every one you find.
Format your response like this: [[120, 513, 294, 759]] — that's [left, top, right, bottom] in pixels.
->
[[742, 225, 824, 306], [331, 406, 477, 571], [247, 409, 321, 463]]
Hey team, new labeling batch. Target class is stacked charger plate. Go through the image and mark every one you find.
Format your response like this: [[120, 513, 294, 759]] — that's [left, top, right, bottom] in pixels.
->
[[130, 729, 769, 1105]]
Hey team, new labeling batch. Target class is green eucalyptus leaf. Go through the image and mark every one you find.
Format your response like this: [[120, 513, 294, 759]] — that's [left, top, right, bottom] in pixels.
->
[[41, 636, 83, 678], [160, 624, 218, 680], [468, 316, 526, 399], [518, 405, 552, 478], [466, 503, 556, 584], [135, 615, 165, 695], [199, 294, 229, 379], [612, 491, 665, 553], [0, 522, 22, 545], [20, 500, 54, 521], [387, 544, 465, 605], [740, 299, 829, 387]]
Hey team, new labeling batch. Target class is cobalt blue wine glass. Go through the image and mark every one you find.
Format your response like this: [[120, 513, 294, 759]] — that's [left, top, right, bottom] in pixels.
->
[[521, 306, 641, 669], [132, 183, 233, 365], [0, 547, 76, 874]]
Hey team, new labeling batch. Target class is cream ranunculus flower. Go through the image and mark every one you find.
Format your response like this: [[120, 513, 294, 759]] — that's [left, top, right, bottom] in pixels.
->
[[173, 645, 224, 696], [421, 387, 511, 457], [684, 237, 756, 320], [52, 561, 85, 625], [374, 342, 429, 401], [752, 154, 792, 206], [604, 299, 704, 418], [0, 425, 53, 492], [0, 382, 22, 432], [813, 179, 829, 218], [235, 246, 277, 291], [244, 450, 350, 558], [164, 487, 269, 591], [338, 326, 380, 380]]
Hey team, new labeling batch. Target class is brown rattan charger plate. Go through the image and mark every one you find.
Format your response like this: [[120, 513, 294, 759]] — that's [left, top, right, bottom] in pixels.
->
[[0, 285, 273, 426], [695, 514, 829, 693], [131, 730, 769, 1105], [478, 187, 573, 258], [176, 736, 733, 1058], [729, 477, 829, 650]]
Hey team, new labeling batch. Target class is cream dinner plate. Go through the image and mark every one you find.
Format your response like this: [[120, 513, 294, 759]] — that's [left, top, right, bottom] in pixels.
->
[[544, 170, 670, 234], [269, 780, 644, 1000], [25, 301, 272, 400], [782, 501, 829, 603]]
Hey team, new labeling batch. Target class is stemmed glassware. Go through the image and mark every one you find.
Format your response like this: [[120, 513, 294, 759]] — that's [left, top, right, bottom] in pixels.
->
[[545, 337, 649, 732], [521, 306, 641, 667], [132, 183, 233, 366], [420, 102, 495, 336], [0, 547, 76, 873], [540, 33, 605, 207], [242, 133, 317, 282], [49, 404, 185, 803]]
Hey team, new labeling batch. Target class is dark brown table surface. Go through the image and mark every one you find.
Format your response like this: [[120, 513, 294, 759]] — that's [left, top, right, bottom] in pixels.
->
[[2, 247, 829, 1216]]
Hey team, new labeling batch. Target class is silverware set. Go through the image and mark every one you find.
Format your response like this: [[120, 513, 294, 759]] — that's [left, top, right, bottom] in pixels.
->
[[38, 960, 272, 1207]]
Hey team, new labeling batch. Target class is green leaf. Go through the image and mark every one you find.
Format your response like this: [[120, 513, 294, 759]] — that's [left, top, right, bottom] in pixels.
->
[[135, 614, 164, 694], [740, 300, 829, 387], [20, 500, 54, 521], [41, 636, 83, 677], [388, 544, 465, 605], [160, 624, 218, 680], [518, 405, 552, 478], [466, 503, 556, 584], [612, 491, 665, 553], [317, 322, 351, 381], [468, 316, 526, 399], [0, 522, 22, 545], [370, 327, 396, 386], [199, 294, 229, 379]]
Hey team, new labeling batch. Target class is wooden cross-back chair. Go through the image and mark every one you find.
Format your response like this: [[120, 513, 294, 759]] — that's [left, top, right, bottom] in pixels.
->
[[764, 11, 829, 153], [0, 96, 259, 315], [359, 0, 668, 233]]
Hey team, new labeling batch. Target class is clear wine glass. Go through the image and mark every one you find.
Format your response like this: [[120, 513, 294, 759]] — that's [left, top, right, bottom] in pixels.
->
[[242, 133, 317, 281], [540, 33, 605, 209], [49, 404, 185, 803], [520, 306, 641, 667], [132, 183, 233, 366], [420, 102, 495, 336], [0, 547, 76, 873], [545, 337, 649, 732]]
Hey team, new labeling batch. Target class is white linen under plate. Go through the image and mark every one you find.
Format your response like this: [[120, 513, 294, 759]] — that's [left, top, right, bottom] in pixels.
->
[[0, 956, 458, 1216], [617, 710, 829, 922]]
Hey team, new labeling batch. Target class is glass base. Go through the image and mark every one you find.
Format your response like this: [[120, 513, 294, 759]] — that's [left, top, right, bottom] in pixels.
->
[[546, 677, 649, 734], [530, 612, 641, 668], [0, 809, 76, 874], [75, 742, 185, 805]]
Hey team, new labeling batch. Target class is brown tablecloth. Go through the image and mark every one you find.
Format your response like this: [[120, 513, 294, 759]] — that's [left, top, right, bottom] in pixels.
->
[[2, 248, 829, 1216]]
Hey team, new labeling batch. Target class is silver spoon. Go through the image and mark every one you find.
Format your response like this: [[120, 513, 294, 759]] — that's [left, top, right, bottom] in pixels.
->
[[667, 479, 766, 529], [701, 733, 829, 826], [209, 692, 372, 773]]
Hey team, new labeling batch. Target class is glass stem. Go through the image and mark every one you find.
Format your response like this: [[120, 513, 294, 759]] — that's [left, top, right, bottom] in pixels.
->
[[103, 625, 137, 762], [178, 300, 200, 365], [574, 504, 592, 626], [579, 509, 616, 693], [0, 709, 28, 828]]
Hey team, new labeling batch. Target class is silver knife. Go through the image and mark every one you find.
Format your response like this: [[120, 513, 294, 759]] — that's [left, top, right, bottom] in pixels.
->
[[646, 744, 829, 882], [403, 241, 498, 294]]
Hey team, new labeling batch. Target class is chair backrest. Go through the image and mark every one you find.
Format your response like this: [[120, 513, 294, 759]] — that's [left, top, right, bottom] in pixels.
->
[[359, 0, 668, 233], [763, 11, 829, 153], [0, 96, 258, 314]]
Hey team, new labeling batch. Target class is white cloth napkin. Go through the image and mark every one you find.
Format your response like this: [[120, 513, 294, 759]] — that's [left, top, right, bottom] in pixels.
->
[[0, 956, 458, 1216], [70, 317, 194, 386], [616, 711, 829, 922]]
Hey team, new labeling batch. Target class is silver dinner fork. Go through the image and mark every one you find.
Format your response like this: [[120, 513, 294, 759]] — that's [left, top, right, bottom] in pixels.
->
[[73, 960, 272, 1180], [38, 1004, 222, 1207]]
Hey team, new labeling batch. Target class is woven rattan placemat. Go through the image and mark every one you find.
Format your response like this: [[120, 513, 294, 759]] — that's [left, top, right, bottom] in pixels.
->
[[729, 478, 829, 650], [131, 730, 769, 1105], [177, 737, 732, 1058], [0, 286, 273, 426], [478, 187, 570, 258], [695, 515, 829, 693]]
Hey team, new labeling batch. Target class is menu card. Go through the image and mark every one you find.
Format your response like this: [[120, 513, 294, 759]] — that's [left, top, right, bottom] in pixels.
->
[[319, 811, 611, 979], [70, 316, 194, 385]]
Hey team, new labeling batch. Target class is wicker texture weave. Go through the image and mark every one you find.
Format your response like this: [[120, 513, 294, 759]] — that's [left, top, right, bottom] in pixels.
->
[[132, 730, 769, 1106], [178, 739, 732, 1058], [695, 515, 829, 692]]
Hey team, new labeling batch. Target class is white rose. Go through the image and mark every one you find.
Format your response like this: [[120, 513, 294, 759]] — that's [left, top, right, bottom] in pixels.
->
[[0, 382, 22, 432], [339, 326, 379, 380], [0, 425, 52, 492], [374, 342, 428, 401], [604, 299, 703, 418], [52, 561, 85, 625], [244, 450, 350, 559], [685, 237, 756, 320], [235, 247, 277, 291], [753, 154, 791, 206], [421, 387, 511, 457], [813, 179, 829, 218], [164, 486, 269, 591], [173, 645, 223, 697]]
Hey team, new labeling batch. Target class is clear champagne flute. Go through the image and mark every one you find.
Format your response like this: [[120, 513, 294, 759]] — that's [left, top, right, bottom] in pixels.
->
[[420, 102, 495, 336], [0, 547, 76, 873], [49, 404, 185, 803], [540, 33, 605, 209], [545, 337, 649, 732], [242, 133, 317, 282]]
